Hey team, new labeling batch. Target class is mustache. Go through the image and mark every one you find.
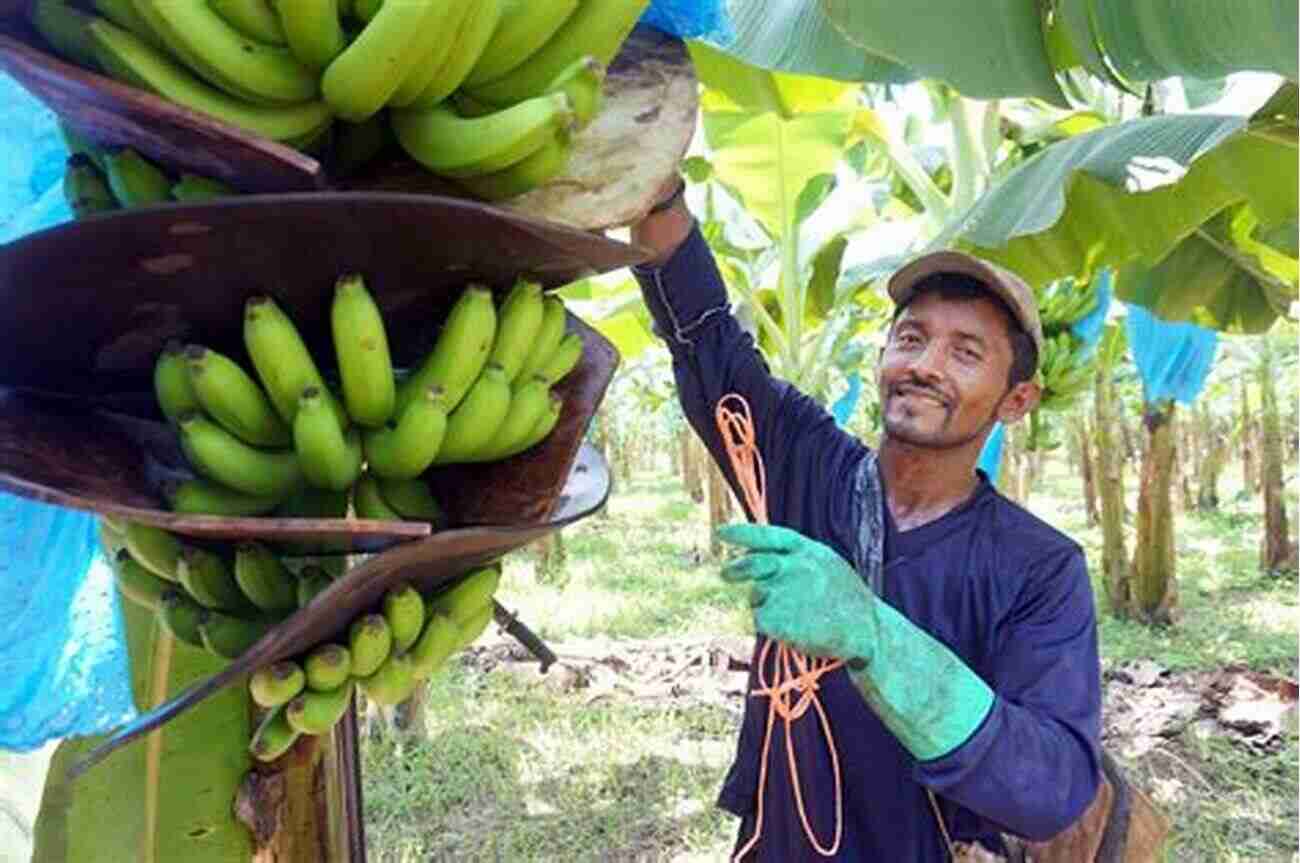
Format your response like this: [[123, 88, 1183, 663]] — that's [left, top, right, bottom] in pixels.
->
[[890, 379, 950, 406]]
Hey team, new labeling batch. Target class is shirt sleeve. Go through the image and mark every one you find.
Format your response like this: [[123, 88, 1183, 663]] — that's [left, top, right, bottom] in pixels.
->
[[631, 222, 866, 554], [913, 545, 1103, 841]]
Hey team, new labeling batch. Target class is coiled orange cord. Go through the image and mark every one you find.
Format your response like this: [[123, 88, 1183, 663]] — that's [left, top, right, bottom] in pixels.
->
[[715, 394, 845, 861]]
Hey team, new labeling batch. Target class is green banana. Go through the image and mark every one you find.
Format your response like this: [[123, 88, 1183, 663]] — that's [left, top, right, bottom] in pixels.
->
[[93, 0, 166, 52], [352, 472, 402, 521], [331, 273, 394, 428], [488, 279, 545, 383], [164, 477, 282, 517], [177, 412, 304, 498], [383, 583, 425, 653], [361, 386, 448, 479], [390, 92, 575, 179], [297, 565, 333, 607], [386, 0, 470, 108], [515, 297, 567, 385], [432, 363, 512, 464], [303, 643, 352, 691], [29, 0, 98, 69], [169, 173, 235, 201], [467, 376, 551, 462], [395, 284, 496, 415], [135, 0, 319, 105], [350, 0, 380, 22], [124, 521, 182, 581], [177, 545, 254, 612], [249, 661, 306, 708], [455, 601, 494, 650], [199, 611, 274, 659], [207, 0, 288, 42], [275, 0, 346, 70], [501, 390, 562, 457], [404, 0, 502, 109], [99, 518, 127, 560], [56, 121, 105, 170], [244, 295, 345, 427], [250, 706, 300, 762], [456, 131, 571, 202], [409, 609, 457, 680], [234, 542, 299, 613], [112, 549, 170, 611], [461, 0, 578, 88], [153, 340, 199, 423], [102, 147, 172, 206], [286, 680, 354, 735], [63, 154, 118, 219], [465, 0, 647, 106], [375, 477, 445, 525], [273, 486, 350, 554], [320, 0, 443, 121], [348, 613, 393, 677], [294, 386, 363, 492], [88, 21, 334, 143], [358, 650, 415, 706], [537, 332, 582, 384], [186, 345, 292, 447], [544, 55, 604, 130], [159, 590, 208, 648], [210, 0, 286, 44], [428, 565, 500, 624]]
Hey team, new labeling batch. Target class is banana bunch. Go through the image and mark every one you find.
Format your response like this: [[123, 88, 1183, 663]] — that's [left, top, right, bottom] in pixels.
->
[[246, 566, 501, 762], [61, 135, 236, 219], [30, 0, 647, 196], [153, 274, 576, 528], [1037, 331, 1095, 412], [1034, 276, 1099, 334]]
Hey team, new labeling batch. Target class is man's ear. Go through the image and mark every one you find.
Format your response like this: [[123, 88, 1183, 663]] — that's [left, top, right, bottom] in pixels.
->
[[997, 379, 1042, 424]]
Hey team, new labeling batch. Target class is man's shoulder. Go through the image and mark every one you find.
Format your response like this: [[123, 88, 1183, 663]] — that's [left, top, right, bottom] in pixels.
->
[[978, 485, 1084, 569]]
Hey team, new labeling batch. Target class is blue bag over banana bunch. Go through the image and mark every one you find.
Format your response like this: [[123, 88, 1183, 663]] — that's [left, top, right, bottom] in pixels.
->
[[0, 73, 136, 753]]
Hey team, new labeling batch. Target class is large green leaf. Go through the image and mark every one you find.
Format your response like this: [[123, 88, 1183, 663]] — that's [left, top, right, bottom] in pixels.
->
[[33, 600, 254, 862], [939, 107, 1297, 291], [1090, 0, 1298, 83]]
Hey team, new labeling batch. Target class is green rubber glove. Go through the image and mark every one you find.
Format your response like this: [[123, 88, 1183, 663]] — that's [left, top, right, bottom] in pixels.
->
[[718, 522, 995, 761]]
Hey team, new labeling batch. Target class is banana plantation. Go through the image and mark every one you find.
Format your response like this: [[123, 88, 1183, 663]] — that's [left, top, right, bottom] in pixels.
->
[[0, 1, 1296, 862]]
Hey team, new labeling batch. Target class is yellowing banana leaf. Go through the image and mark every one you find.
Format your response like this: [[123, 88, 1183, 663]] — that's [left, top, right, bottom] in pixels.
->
[[937, 90, 1298, 332], [1088, 0, 1298, 84], [32, 600, 254, 862]]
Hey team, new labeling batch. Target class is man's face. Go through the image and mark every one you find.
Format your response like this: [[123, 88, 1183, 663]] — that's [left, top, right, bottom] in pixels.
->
[[877, 290, 1025, 450]]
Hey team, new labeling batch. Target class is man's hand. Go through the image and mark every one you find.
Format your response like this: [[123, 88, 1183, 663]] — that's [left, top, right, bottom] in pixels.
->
[[630, 174, 693, 267], [718, 523, 875, 663]]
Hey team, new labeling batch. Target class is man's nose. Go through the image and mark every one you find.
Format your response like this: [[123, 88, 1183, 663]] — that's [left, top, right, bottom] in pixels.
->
[[906, 341, 946, 381]]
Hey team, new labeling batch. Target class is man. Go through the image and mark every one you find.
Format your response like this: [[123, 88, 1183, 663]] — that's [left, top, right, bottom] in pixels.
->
[[629, 178, 1102, 861]]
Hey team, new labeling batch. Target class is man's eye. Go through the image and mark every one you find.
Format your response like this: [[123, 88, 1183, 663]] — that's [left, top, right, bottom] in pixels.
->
[[957, 347, 982, 363]]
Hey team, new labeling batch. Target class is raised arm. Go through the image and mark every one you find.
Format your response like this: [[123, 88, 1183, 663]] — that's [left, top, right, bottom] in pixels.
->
[[629, 188, 865, 548]]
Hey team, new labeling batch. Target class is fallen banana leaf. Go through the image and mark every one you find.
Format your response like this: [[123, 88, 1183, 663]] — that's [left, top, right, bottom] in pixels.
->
[[69, 442, 609, 779]]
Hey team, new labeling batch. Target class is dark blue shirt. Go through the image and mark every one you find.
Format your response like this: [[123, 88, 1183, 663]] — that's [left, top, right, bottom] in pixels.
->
[[632, 225, 1102, 861]]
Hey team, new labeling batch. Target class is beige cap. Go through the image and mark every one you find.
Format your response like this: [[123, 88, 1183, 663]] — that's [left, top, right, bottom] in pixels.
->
[[887, 250, 1044, 358]]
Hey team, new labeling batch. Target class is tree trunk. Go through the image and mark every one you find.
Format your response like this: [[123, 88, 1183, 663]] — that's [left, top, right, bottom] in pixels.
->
[[1094, 365, 1130, 617], [536, 530, 567, 584], [1258, 338, 1295, 573], [1195, 412, 1232, 512], [707, 459, 734, 557], [1239, 377, 1257, 494], [680, 429, 704, 503], [1076, 419, 1100, 527], [1129, 401, 1178, 625]]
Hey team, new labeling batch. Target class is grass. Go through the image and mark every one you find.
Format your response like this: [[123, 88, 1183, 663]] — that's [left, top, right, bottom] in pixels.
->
[[364, 458, 1299, 862]]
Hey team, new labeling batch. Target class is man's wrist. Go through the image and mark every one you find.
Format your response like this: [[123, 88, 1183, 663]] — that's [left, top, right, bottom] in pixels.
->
[[631, 179, 694, 268]]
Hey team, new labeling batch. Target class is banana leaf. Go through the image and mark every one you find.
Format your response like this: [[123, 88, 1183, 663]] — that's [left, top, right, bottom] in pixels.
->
[[936, 85, 1298, 332], [32, 599, 254, 862]]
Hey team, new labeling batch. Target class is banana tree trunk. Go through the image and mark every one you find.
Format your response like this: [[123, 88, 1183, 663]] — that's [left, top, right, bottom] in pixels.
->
[[1129, 401, 1178, 625], [1076, 419, 1100, 527], [1258, 338, 1294, 573], [1240, 377, 1258, 493], [1196, 413, 1232, 512], [680, 429, 704, 503], [707, 459, 733, 558], [1094, 365, 1130, 617]]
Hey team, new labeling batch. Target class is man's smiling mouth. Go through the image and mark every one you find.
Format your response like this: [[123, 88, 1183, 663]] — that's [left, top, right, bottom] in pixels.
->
[[894, 384, 948, 407]]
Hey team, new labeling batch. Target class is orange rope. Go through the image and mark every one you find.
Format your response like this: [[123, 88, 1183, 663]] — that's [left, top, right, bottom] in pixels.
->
[[715, 394, 846, 861]]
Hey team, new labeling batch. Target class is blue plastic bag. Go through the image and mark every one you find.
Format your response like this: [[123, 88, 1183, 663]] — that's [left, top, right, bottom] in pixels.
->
[[639, 0, 732, 42], [0, 72, 136, 751], [1126, 302, 1218, 406]]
